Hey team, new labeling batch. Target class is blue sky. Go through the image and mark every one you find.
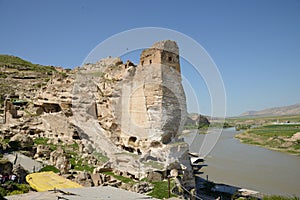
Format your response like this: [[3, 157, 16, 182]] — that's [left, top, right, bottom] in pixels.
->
[[0, 0, 300, 116]]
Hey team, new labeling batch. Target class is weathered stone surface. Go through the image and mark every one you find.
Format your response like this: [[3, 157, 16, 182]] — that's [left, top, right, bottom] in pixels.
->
[[185, 113, 210, 128], [0, 40, 195, 189], [75, 171, 94, 187], [91, 173, 102, 186], [49, 146, 71, 174], [147, 171, 163, 182], [170, 169, 179, 177], [93, 161, 112, 173], [0, 159, 13, 175], [12, 164, 27, 183], [70, 40, 194, 188], [34, 144, 51, 159], [132, 182, 153, 194]]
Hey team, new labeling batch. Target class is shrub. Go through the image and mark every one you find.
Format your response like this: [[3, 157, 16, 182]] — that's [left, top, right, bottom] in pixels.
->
[[0, 187, 7, 198], [40, 165, 60, 173]]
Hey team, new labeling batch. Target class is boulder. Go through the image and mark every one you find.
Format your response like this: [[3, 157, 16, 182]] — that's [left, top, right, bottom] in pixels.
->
[[170, 169, 179, 177], [91, 173, 102, 186], [0, 159, 13, 175], [75, 171, 93, 187], [132, 182, 153, 194], [147, 171, 163, 181], [12, 164, 27, 183], [49, 146, 71, 174], [34, 145, 51, 159]]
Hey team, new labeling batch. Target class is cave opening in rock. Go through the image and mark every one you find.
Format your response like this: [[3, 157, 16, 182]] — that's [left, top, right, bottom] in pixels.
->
[[72, 131, 81, 140], [137, 148, 142, 155], [121, 145, 135, 153], [162, 134, 172, 144], [128, 136, 137, 144]]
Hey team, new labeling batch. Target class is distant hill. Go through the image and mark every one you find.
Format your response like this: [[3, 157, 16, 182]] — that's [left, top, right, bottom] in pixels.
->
[[240, 103, 300, 117]]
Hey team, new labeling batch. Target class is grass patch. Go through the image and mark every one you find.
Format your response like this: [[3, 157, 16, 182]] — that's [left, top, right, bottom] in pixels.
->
[[263, 195, 299, 200], [148, 180, 177, 199], [226, 115, 300, 127], [236, 123, 300, 155], [247, 124, 300, 138], [69, 157, 94, 173], [102, 171, 134, 184], [33, 137, 49, 145], [33, 138, 57, 151]]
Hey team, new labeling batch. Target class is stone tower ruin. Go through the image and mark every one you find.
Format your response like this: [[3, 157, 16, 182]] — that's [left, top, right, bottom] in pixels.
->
[[140, 40, 181, 73], [118, 40, 187, 154]]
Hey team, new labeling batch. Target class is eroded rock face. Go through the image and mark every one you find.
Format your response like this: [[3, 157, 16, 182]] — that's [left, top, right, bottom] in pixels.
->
[[71, 40, 194, 187], [18, 40, 195, 188], [34, 73, 74, 117], [0, 42, 195, 192], [49, 146, 71, 174], [75, 41, 186, 151]]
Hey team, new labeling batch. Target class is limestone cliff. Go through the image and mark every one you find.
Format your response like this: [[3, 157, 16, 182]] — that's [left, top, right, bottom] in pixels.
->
[[0, 41, 195, 189], [71, 40, 194, 187]]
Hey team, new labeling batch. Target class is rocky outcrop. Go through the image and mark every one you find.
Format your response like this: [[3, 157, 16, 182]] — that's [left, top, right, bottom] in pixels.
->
[[185, 113, 210, 128], [12, 164, 27, 183], [0, 159, 13, 175], [34, 73, 74, 117], [70, 40, 194, 188], [34, 145, 51, 159], [49, 146, 71, 174], [132, 182, 153, 194], [75, 171, 94, 187]]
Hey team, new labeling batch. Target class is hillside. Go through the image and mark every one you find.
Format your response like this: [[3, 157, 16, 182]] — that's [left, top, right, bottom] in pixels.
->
[[0, 54, 59, 107], [240, 103, 300, 117], [0, 41, 198, 199]]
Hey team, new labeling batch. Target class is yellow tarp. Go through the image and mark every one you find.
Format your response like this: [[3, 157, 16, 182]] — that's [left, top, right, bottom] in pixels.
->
[[26, 171, 83, 192]]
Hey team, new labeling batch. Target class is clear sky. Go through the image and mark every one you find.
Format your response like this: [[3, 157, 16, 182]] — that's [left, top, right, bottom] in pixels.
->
[[0, 0, 300, 116]]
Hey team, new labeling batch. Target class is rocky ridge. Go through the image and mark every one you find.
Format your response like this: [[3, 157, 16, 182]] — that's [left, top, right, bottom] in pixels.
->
[[240, 103, 300, 117], [0, 40, 197, 196]]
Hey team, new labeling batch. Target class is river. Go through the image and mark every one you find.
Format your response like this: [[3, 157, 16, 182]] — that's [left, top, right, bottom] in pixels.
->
[[182, 128, 300, 196]]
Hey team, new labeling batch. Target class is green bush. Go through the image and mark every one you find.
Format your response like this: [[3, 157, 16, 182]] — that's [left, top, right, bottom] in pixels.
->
[[1, 182, 30, 197], [0, 187, 7, 198], [7, 190, 24, 196], [263, 195, 299, 200], [33, 137, 49, 145], [40, 165, 60, 173]]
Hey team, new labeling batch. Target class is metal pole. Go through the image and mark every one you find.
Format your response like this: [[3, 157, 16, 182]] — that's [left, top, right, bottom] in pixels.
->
[[168, 176, 171, 198]]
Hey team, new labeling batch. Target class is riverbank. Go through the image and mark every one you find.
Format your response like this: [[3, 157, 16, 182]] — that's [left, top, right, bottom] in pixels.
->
[[186, 128, 300, 196], [235, 124, 300, 155]]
